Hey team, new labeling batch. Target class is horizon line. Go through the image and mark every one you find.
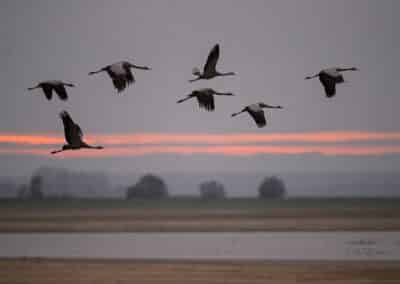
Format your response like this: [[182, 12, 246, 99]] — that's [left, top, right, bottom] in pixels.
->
[[1, 144, 400, 158], [1, 131, 400, 146]]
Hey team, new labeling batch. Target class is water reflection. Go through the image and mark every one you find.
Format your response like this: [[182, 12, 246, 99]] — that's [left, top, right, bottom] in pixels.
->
[[0, 232, 399, 261]]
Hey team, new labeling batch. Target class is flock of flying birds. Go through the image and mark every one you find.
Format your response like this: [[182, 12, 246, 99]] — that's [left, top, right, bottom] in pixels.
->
[[27, 44, 358, 155]]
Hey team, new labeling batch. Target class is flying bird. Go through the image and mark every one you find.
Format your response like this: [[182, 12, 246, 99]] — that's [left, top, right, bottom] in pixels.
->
[[27, 80, 75, 101], [190, 44, 235, 83], [231, 103, 283, 128], [177, 88, 234, 111], [51, 111, 104, 154], [305, 67, 358, 98], [88, 61, 151, 93]]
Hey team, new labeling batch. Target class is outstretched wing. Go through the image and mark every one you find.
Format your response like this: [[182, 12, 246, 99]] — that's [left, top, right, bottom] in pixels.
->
[[53, 84, 68, 101], [319, 73, 336, 98], [196, 93, 215, 111], [203, 44, 219, 75], [42, 85, 53, 100], [60, 111, 83, 145], [248, 109, 266, 128]]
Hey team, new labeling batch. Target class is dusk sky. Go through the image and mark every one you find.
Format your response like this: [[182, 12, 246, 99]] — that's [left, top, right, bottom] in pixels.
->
[[0, 0, 399, 176]]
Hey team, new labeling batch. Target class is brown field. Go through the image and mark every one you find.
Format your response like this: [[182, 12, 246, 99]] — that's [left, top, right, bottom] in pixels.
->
[[0, 258, 399, 284], [1, 198, 399, 232], [1, 206, 400, 232]]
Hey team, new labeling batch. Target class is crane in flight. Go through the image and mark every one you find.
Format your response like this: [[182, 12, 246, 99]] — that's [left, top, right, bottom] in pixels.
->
[[177, 88, 234, 111], [51, 111, 104, 154], [190, 44, 235, 83], [231, 102, 283, 128], [305, 67, 358, 98], [89, 61, 151, 93], [28, 80, 75, 101]]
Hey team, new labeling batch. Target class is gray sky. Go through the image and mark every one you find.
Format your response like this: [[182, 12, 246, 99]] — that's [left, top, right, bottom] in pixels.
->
[[0, 0, 399, 177]]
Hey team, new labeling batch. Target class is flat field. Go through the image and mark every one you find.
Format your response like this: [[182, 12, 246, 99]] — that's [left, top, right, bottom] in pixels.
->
[[0, 198, 399, 232], [0, 258, 399, 284]]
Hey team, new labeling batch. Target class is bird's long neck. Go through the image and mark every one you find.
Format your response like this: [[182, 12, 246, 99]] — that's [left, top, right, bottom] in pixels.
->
[[51, 149, 64, 155], [189, 77, 202, 83], [63, 83, 75, 87], [214, 92, 234, 96], [263, 104, 282, 109], [51, 144, 70, 154], [130, 64, 150, 70], [27, 85, 40, 90], [177, 95, 194, 104], [231, 109, 246, 117], [336, 67, 357, 72], [89, 68, 105, 75], [218, 72, 235, 77], [305, 74, 319, 80]]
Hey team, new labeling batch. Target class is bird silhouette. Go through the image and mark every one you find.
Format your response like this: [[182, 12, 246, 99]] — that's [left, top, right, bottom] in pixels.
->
[[305, 67, 358, 97], [89, 61, 151, 93], [51, 111, 104, 154], [231, 103, 283, 128], [177, 88, 234, 111], [190, 44, 235, 82], [28, 80, 75, 101]]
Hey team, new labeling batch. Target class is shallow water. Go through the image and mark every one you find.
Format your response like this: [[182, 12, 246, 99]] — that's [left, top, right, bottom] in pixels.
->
[[1, 232, 400, 260]]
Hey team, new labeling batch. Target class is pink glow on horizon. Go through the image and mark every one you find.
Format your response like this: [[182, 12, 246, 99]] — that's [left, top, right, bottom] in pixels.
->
[[1, 131, 400, 146], [1, 145, 400, 158]]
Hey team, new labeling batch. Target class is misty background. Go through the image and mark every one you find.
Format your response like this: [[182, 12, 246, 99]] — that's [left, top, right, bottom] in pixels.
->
[[0, 0, 399, 197], [1, 169, 399, 198]]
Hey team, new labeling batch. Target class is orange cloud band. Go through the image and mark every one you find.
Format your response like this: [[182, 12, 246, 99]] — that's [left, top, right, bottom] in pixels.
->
[[1, 131, 400, 145], [1, 145, 400, 158]]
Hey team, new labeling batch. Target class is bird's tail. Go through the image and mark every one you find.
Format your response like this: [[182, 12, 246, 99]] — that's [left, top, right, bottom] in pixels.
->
[[64, 83, 76, 87]]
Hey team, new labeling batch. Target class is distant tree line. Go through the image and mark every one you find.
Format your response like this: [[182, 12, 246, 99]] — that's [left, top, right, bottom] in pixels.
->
[[124, 174, 286, 200], [10, 168, 287, 200], [16, 167, 111, 199]]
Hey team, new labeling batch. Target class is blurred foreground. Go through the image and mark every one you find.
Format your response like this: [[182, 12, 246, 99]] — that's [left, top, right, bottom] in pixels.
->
[[0, 259, 398, 284]]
